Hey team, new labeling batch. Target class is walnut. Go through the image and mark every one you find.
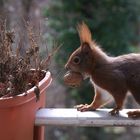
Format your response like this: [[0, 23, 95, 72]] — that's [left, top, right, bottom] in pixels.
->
[[64, 71, 83, 87]]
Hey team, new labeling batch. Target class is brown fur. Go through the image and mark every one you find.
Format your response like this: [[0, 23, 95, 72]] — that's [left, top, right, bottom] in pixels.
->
[[65, 22, 140, 117]]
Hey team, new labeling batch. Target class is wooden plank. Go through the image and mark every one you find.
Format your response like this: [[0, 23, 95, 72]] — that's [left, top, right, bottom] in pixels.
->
[[35, 108, 140, 127]]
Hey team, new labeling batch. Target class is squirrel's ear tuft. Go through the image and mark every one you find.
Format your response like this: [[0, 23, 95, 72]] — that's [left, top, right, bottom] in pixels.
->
[[77, 22, 92, 45]]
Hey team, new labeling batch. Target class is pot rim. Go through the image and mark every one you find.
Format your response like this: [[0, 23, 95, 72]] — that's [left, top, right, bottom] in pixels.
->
[[0, 70, 52, 108]]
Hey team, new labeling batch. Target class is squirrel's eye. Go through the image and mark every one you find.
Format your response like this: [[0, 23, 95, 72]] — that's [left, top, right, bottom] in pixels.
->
[[73, 56, 81, 64]]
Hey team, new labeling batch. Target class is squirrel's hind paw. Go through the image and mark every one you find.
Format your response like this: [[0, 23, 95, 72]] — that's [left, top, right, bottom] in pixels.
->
[[127, 110, 140, 118], [109, 108, 120, 116]]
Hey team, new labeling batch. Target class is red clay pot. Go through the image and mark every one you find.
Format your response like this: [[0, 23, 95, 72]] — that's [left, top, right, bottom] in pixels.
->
[[0, 71, 52, 140]]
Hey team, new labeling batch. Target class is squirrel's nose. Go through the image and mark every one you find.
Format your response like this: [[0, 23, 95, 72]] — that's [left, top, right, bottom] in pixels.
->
[[65, 64, 69, 70]]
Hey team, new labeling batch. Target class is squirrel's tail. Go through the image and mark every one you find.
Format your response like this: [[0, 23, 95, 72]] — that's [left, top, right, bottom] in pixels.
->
[[127, 110, 140, 118]]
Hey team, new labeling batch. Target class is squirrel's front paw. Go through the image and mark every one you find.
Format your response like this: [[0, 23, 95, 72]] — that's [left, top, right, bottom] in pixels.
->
[[75, 104, 96, 112]]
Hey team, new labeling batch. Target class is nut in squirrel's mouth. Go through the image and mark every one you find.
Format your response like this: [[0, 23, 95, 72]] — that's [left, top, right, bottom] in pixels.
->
[[63, 71, 83, 88]]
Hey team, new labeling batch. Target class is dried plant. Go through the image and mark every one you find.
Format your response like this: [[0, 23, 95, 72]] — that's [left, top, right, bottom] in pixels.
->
[[0, 20, 58, 100]]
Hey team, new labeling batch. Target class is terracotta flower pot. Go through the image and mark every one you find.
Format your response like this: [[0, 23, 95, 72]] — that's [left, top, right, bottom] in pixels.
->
[[0, 71, 52, 140]]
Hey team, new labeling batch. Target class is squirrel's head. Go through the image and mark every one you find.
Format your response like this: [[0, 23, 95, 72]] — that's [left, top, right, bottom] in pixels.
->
[[65, 22, 96, 76]]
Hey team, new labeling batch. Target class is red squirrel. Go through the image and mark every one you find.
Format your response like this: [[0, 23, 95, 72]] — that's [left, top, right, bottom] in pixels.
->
[[65, 22, 140, 118]]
